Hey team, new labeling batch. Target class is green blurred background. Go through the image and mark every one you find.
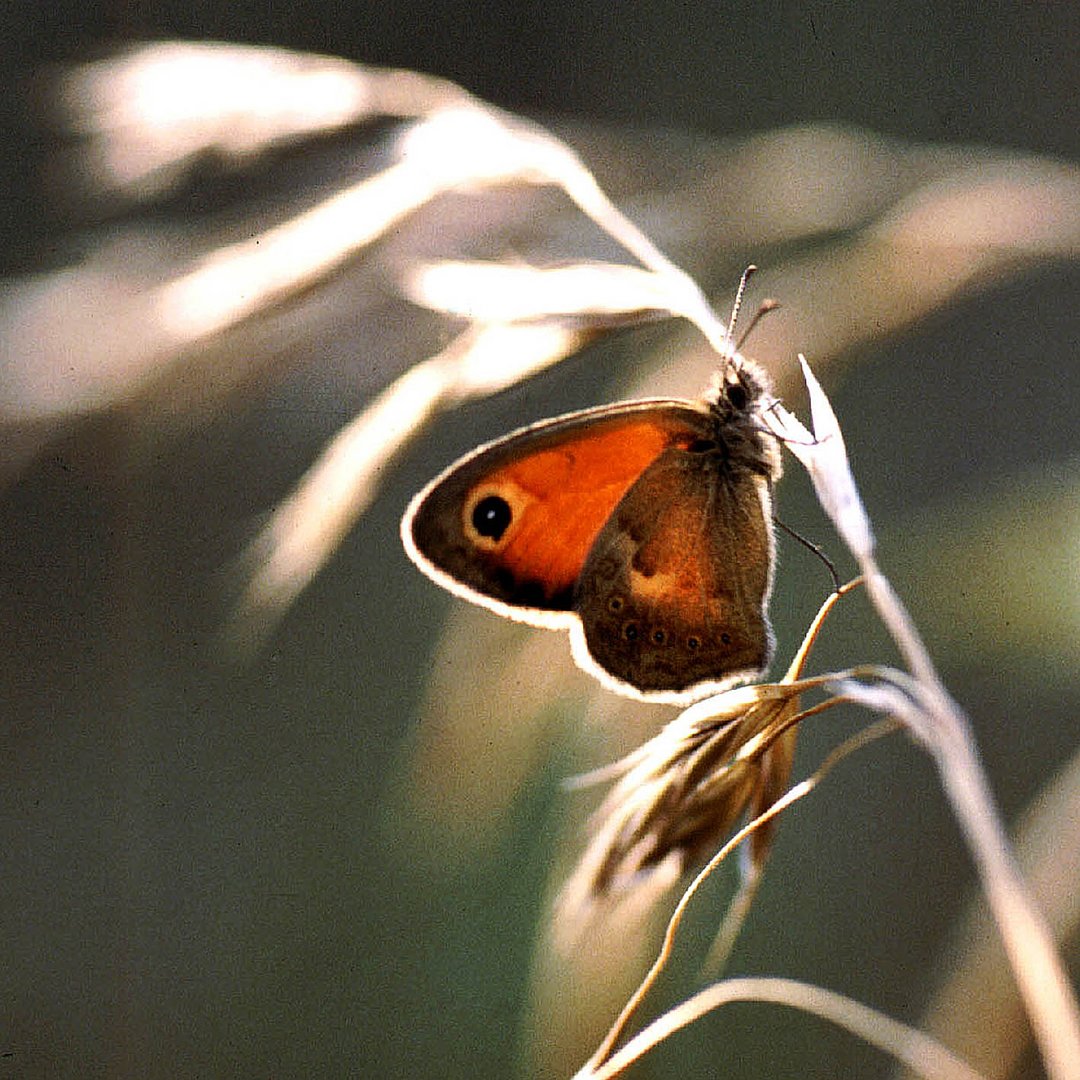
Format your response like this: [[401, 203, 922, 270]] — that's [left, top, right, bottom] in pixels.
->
[[2, 4, 1077, 1078]]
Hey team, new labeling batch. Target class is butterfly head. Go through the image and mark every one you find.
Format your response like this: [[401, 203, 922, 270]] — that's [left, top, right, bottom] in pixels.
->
[[710, 353, 773, 419]]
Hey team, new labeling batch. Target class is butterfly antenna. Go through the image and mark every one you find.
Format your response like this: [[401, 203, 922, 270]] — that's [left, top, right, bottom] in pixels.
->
[[726, 265, 757, 352], [736, 298, 780, 352], [774, 517, 841, 592]]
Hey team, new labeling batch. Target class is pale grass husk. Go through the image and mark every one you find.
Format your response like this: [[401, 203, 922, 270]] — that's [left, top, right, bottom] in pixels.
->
[[555, 582, 860, 951]]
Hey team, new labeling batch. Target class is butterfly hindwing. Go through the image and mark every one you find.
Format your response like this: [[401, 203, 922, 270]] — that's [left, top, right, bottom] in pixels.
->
[[573, 443, 775, 697]]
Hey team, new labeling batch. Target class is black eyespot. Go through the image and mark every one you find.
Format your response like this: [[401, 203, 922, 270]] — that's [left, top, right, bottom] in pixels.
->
[[623, 622, 639, 641], [686, 636, 701, 650], [721, 632, 732, 645], [651, 629, 667, 645], [686, 437, 717, 454], [608, 596, 624, 614], [471, 495, 512, 540]]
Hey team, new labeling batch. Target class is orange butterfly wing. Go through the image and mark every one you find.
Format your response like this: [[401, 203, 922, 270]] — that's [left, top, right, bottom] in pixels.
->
[[402, 401, 716, 625]]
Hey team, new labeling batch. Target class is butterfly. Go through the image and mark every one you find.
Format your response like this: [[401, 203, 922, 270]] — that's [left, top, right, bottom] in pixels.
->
[[401, 354, 782, 703]]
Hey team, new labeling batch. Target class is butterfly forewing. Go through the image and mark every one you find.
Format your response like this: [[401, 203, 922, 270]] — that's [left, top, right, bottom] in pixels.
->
[[403, 401, 717, 622]]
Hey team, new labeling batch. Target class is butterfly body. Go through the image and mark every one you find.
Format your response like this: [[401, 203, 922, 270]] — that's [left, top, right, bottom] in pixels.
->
[[402, 358, 781, 702]]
